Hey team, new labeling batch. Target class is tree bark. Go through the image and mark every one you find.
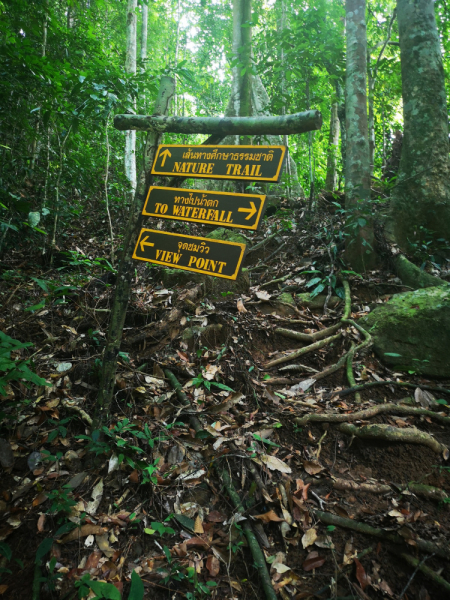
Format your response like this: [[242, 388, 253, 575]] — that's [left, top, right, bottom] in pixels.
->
[[325, 102, 339, 190], [391, 0, 450, 253], [114, 110, 322, 135], [125, 0, 137, 193], [344, 0, 377, 270], [95, 76, 175, 429]]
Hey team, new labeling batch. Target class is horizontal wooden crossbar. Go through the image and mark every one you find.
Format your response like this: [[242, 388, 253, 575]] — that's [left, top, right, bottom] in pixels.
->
[[113, 110, 322, 135]]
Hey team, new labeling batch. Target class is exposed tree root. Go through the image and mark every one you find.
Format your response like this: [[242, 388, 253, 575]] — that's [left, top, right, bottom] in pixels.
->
[[313, 510, 448, 559], [275, 322, 341, 343], [60, 399, 93, 427], [338, 423, 448, 456], [345, 343, 361, 403], [278, 364, 319, 374], [265, 332, 342, 369], [332, 478, 448, 502], [294, 402, 450, 427], [396, 550, 450, 594], [334, 380, 450, 398]]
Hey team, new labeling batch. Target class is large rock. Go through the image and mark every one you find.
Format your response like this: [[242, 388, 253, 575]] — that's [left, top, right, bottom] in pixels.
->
[[360, 284, 450, 377]]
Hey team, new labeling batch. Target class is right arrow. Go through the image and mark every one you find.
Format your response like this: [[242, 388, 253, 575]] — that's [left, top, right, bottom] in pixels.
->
[[140, 236, 154, 253], [159, 148, 172, 167], [238, 201, 257, 220]]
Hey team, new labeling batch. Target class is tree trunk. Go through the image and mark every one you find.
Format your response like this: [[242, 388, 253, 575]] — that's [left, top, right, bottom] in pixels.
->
[[325, 102, 339, 190], [277, 0, 291, 195], [95, 76, 175, 429], [391, 0, 450, 253], [125, 0, 137, 193], [367, 58, 375, 176], [344, 0, 377, 271], [140, 1, 148, 71], [335, 80, 346, 169], [238, 0, 252, 148]]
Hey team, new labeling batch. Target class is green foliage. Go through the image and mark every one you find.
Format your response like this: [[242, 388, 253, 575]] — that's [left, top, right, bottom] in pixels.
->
[[191, 371, 234, 392], [0, 330, 49, 395]]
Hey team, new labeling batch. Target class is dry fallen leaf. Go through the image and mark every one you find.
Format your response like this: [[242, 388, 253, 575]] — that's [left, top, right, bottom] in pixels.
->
[[303, 552, 326, 572], [303, 460, 324, 475], [254, 510, 285, 523], [237, 299, 247, 313], [302, 528, 317, 549], [354, 557, 369, 590], [257, 454, 292, 474], [194, 515, 204, 534], [60, 524, 106, 544], [207, 511, 226, 523], [206, 554, 220, 577], [256, 290, 272, 301], [96, 533, 115, 558]]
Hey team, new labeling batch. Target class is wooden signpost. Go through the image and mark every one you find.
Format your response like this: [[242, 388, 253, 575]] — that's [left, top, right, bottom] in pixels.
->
[[133, 229, 246, 279], [133, 143, 285, 281], [142, 186, 266, 231], [151, 144, 286, 182]]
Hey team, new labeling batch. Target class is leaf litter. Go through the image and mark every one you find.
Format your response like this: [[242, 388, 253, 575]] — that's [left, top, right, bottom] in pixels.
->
[[0, 208, 448, 600]]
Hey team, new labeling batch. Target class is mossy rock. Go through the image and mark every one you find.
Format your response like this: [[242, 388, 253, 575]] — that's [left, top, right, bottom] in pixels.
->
[[360, 284, 450, 377], [296, 293, 341, 310]]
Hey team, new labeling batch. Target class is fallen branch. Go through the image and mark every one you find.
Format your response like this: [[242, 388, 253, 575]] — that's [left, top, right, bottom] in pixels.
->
[[338, 422, 448, 456], [265, 332, 342, 369], [294, 401, 450, 427], [61, 399, 93, 427], [114, 110, 323, 135], [332, 478, 448, 502], [397, 551, 450, 594], [260, 272, 293, 288], [313, 510, 448, 559], [247, 231, 279, 255], [279, 363, 319, 374]]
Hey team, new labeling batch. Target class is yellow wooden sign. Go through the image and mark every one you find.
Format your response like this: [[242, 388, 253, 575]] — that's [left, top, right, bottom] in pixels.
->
[[151, 144, 286, 182], [142, 186, 267, 231], [132, 229, 246, 280]]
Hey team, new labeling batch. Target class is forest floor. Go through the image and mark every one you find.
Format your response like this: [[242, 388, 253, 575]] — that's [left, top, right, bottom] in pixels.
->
[[0, 198, 449, 600]]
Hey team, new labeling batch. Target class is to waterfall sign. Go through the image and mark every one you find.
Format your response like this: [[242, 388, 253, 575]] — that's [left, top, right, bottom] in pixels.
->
[[133, 143, 286, 280], [132, 229, 246, 279], [142, 186, 267, 231], [151, 144, 286, 182]]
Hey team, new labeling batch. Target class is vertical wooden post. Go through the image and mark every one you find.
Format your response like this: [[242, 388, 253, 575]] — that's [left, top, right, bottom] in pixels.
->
[[95, 76, 175, 429]]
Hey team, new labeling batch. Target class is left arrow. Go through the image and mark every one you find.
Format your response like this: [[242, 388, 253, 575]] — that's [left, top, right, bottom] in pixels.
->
[[159, 149, 172, 167], [140, 236, 154, 253], [238, 201, 257, 220]]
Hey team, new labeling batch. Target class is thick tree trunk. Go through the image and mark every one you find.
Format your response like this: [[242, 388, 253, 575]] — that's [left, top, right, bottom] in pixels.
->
[[114, 110, 322, 135], [391, 0, 450, 253], [125, 0, 137, 193], [325, 102, 339, 191], [238, 0, 252, 123], [95, 76, 175, 429], [344, 0, 377, 270]]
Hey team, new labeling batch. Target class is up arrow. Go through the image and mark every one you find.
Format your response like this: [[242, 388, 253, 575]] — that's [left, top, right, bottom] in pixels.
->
[[238, 201, 257, 220], [140, 236, 154, 253], [159, 149, 172, 167]]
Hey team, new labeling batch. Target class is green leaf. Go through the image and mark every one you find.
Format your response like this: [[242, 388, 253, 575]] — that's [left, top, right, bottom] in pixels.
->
[[128, 570, 144, 600], [144, 528, 155, 535], [384, 352, 402, 357], [173, 513, 195, 531], [35, 537, 53, 564], [88, 579, 121, 599], [0, 542, 12, 561]]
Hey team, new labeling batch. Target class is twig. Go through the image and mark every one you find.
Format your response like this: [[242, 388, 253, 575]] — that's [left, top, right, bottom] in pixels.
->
[[260, 272, 293, 288], [332, 478, 448, 502], [265, 241, 287, 262], [246, 231, 279, 255]]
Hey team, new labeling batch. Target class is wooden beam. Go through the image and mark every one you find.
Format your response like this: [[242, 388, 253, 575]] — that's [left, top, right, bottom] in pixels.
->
[[114, 110, 322, 135]]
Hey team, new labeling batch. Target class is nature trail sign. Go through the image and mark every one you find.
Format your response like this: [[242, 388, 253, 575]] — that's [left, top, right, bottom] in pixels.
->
[[142, 186, 266, 231], [132, 229, 246, 279], [151, 144, 286, 182]]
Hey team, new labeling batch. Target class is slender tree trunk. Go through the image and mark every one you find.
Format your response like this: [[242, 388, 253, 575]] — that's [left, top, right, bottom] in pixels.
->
[[277, 0, 291, 195], [125, 0, 137, 193], [391, 0, 450, 252], [325, 102, 339, 191], [306, 78, 315, 211], [173, 0, 181, 116], [344, 0, 377, 270], [104, 112, 114, 266], [367, 57, 375, 176], [335, 80, 346, 168], [238, 0, 252, 147], [95, 77, 175, 429], [141, 1, 148, 74]]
